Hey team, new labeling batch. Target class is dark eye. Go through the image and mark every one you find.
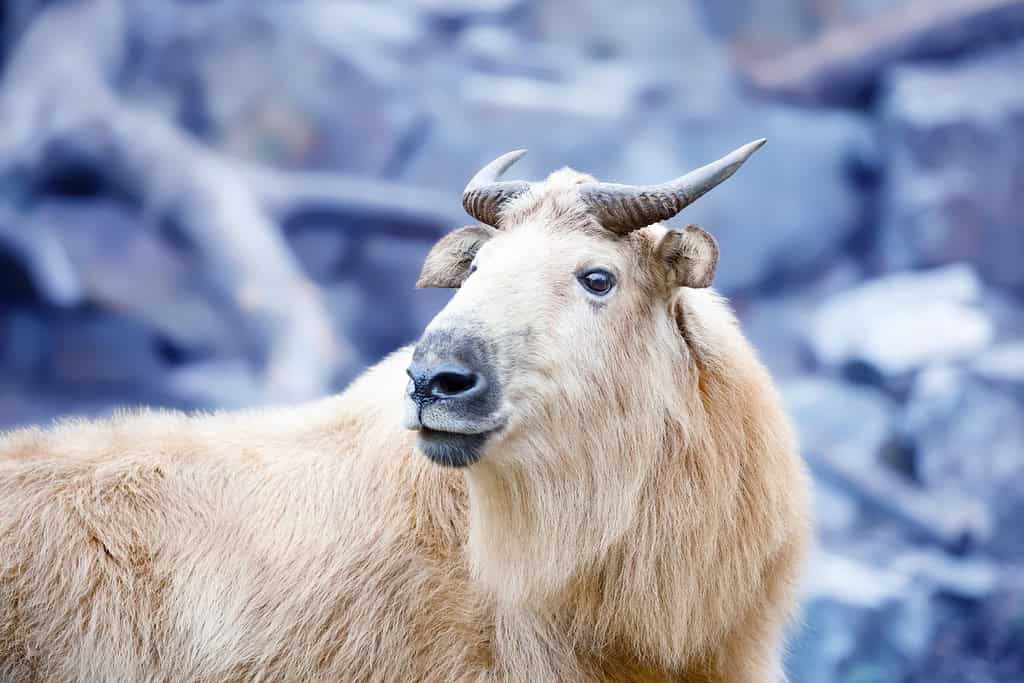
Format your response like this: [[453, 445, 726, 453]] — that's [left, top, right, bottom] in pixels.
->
[[578, 269, 615, 295]]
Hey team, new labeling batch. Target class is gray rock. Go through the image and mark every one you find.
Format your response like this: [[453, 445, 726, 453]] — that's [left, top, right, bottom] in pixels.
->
[[323, 236, 449, 362], [126, 2, 422, 173], [806, 265, 994, 381], [299, 2, 428, 56], [287, 224, 355, 283], [409, 0, 524, 21], [736, 260, 864, 377], [0, 310, 50, 377], [892, 549, 999, 602], [902, 365, 1024, 559], [33, 200, 236, 356], [48, 314, 166, 387], [783, 376, 990, 549], [783, 376, 896, 471], [971, 342, 1024, 399], [163, 359, 264, 409], [789, 549, 925, 683], [879, 42, 1024, 291], [736, 294, 811, 377], [0, 377, 194, 433], [789, 548, 1004, 683], [698, 0, 904, 47], [455, 25, 578, 80], [398, 69, 640, 195], [0, 213, 82, 307], [812, 479, 860, 542], [524, 0, 723, 67]]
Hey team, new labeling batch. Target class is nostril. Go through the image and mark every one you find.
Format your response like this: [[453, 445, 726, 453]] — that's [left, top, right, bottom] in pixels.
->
[[429, 368, 479, 398]]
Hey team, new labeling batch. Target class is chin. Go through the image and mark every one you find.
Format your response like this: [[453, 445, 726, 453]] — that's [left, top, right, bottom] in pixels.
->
[[416, 428, 492, 468]]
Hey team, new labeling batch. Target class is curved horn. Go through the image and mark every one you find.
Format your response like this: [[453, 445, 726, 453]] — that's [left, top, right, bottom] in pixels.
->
[[578, 138, 767, 234], [462, 149, 530, 227]]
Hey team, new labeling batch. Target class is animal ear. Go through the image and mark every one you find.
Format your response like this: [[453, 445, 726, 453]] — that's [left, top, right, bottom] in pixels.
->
[[653, 225, 718, 289], [416, 224, 497, 288]]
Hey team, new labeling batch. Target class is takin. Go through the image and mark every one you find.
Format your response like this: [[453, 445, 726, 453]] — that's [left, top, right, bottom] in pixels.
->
[[0, 140, 811, 682]]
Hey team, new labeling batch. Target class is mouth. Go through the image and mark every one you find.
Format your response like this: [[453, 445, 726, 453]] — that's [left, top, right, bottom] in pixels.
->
[[416, 427, 496, 468]]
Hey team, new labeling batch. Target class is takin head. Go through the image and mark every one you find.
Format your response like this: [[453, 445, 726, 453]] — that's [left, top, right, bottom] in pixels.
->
[[404, 140, 765, 468]]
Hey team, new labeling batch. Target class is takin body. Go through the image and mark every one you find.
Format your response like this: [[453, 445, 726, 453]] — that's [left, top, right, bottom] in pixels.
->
[[0, 142, 810, 682]]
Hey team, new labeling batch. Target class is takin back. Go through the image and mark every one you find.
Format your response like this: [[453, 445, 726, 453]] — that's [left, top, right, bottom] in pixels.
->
[[0, 141, 811, 682]]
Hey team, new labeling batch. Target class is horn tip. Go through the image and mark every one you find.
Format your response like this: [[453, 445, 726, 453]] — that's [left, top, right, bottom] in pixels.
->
[[742, 138, 767, 155], [731, 138, 767, 165], [465, 149, 529, 192]]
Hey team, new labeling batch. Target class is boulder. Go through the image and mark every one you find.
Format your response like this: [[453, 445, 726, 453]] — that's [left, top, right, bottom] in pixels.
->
[[783, 376, 990, 549], [0, 377, 192, 433], [32, 199, 236, 356], [788, 549, 926, 683], [125, 2, 422, 173], [329, 236, 450, 362], [523, 0, 723, 67], [879, 42, 1024, 291], [0, 309, 49, 378], [0, 213, 81, 307], [782, 377, 896, 471], [286, 222, 356, 284], [901, 365, 1024, 559], [163, 359, 264, 410], [736, 261, 864, 376], [410, 0, 525, 23], [48, 313, 166, 387], [806, 265, 994, 383], [970, 342, 1024, 399], [912, 585, 1024, 683], [789, 547, 1003, 683], [397, 68, 643, 196]]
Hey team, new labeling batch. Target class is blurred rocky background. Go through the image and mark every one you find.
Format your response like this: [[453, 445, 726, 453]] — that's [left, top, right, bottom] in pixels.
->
[[0, 0, 1021, 680]]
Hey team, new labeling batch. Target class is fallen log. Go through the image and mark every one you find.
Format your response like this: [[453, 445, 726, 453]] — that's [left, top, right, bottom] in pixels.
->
[[741, 0, 1024, 106]]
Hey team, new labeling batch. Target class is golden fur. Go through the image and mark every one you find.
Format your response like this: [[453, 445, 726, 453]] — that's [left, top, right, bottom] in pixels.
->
[[0, 169, 810, 682]]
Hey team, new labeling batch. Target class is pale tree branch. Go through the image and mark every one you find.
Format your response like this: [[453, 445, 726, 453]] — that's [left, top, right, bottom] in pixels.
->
[[0, 0, 463, 402]]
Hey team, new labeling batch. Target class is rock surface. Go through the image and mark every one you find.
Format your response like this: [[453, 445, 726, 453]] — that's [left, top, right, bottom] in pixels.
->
[[806, 265, 994, 382], [902, 365, 1024, 559], [879, 42, 1024, 291]]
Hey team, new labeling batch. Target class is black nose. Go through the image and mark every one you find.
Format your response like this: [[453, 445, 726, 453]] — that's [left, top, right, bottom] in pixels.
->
[[407, 363, 484, 405]]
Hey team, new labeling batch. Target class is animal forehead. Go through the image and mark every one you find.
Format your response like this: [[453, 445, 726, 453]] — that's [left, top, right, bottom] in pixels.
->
[[473, 227, 665, 301], [481, 167, 663, 273], [498, 168, 601, 229], [479, 219, 629, 267]]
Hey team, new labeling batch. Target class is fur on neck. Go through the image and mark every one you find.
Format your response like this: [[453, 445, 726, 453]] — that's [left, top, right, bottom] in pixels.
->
[[459, 290, 803, 670]]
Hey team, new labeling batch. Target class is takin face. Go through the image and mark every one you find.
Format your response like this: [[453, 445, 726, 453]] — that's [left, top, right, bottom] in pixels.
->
[[404, 141, 764, 468]]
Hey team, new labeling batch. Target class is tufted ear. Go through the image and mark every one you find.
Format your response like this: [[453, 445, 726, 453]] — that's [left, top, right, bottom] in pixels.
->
[[416, 224, 497, 288], [653, 225, 719, 289]]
